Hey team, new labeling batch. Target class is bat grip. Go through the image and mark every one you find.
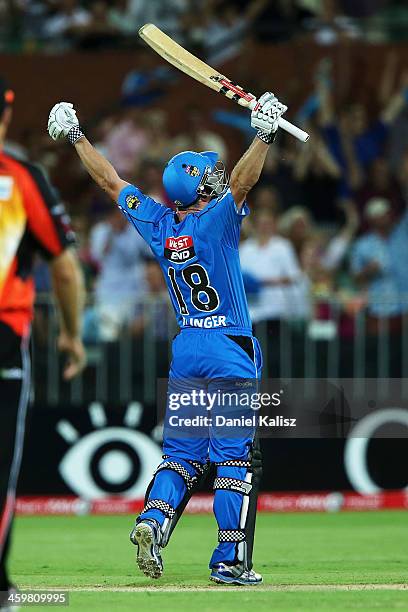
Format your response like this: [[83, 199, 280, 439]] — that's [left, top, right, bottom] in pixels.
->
[[248, 99, 309, 142], [278, 118, 310, 143]]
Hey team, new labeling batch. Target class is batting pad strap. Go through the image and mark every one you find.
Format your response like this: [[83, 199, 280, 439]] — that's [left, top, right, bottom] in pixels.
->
[[213, 477, 252, 495], [142, 499, 176, 519], [218, 529, 246, 543], [185, 459, 208, 476], [154, 461, 197, 492], [216, 460, 251, 468], [162, 455, 207, 476]]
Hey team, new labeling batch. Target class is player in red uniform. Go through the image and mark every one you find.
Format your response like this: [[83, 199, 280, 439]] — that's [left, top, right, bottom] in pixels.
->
[[0, 78, 86, 609]]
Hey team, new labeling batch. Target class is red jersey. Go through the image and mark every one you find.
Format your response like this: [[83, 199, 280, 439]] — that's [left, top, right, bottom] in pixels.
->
[[0, 151, 75, 336]]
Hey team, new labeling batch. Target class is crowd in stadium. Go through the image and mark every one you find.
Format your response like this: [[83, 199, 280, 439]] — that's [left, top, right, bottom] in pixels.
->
[[3, 1, 408, 353], [2, 0, 407, 53], [21, 55, 407, 347]]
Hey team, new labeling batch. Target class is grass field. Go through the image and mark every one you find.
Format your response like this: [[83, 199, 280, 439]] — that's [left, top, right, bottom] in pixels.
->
[[10, 511, 408, 611]]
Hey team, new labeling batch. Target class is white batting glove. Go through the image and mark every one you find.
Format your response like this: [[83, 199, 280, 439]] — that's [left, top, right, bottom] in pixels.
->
[[251, 92, 288, 144], [48, 102, 84, 144]]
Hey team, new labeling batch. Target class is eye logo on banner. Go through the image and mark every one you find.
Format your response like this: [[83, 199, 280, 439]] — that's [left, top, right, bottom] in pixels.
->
[[344, 407, 408, 494], [56, 402, 162, 499]]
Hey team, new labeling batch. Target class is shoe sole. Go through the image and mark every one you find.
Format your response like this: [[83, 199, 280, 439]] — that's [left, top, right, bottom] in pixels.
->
[[133, 523, 163, 579], [210, 573, 263, 586]]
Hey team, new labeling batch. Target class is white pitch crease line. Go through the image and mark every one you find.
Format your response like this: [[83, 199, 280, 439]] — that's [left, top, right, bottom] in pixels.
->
[[21, 584, 408, 593]]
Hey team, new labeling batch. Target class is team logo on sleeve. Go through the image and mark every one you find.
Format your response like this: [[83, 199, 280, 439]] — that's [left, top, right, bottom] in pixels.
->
[[164, 235, 196, 263], [182, 164, 200, 177], [126, 194, 140, 209]]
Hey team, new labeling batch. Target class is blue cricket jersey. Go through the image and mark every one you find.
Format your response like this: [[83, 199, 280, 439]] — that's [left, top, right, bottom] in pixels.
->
[[118, 184, 252, 335]]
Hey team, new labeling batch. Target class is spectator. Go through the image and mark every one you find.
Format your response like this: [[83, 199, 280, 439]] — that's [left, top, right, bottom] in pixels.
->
[[292, 125, 342, 221], [83, 209, 149, 342], [251, 185, 281, 211], [137, 159, 172, 207], [240, 207, 306, 323], [127, 0, 190, 42], [74, 0, 121, 50], [316, 55, 408, 194], [305, 0, 361, 45], [381, 56, 408, 172], [180, 2, 208, 53], [240, 206, 308, 375], [44, 0, 90, 46], [1, 0, 27, 51], [108, 0, 138, 35], [102, 108, 148, 179], [277, 200, 361, 347], [131, 259, 174, 379], [355, 156, 405, 225], [204, 0, 268, 65], [351, 198, 408, 325], [121, 47, 175, 107], [253, 0, 314, 42], [389, 106, 408, 174], [2, 0, 407, 52], [256, 140, 304, 211], [141, 109, 173, 166], [279, 201, 359, 281], [239, 185, 280, 241], [342, 96, 405, 170], [131, 259, 172, 340], [70, 213, 98, 290], [397, 149, 408, 203]]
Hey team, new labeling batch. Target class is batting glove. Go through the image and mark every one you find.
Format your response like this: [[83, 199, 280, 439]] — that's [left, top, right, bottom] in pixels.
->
[[48, 102, 84, 144], [251, 92, 288, 144]]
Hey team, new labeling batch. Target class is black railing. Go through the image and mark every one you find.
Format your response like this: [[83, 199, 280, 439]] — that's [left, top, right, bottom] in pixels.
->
[[31, 293, 408, 406]]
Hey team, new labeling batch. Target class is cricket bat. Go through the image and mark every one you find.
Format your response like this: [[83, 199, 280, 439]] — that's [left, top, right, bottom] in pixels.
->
[[139, 23, 309, 143]]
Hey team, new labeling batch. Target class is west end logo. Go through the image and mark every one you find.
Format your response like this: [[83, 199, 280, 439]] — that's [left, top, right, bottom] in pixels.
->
[[164, 235, 196, 263]]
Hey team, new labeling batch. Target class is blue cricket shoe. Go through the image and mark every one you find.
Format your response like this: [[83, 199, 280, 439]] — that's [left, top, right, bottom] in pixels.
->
[[130, 519, 163, 579], [210, 562, 263, 585]]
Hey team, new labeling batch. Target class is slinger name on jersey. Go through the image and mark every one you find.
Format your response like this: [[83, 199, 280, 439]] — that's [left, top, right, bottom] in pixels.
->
[[182, 315, 227, 328]]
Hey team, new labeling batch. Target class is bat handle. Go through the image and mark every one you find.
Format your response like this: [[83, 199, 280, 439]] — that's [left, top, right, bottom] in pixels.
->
[[248, 99, 309, 142], [278, 118, 310, 143]]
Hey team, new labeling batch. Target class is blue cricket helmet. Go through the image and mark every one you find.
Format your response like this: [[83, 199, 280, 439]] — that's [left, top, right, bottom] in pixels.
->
[[162, 150, 228, 208]]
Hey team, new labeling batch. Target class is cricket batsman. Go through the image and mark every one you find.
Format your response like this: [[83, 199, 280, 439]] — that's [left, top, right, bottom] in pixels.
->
[[47, 92, 287, 585]]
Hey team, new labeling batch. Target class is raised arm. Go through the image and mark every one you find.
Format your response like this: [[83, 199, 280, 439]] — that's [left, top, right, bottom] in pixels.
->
[[230, 138, 270, 209], [48, 102, 127, 202], [381, 71, 408, 125], [74, 137, 128, 202], [316, 58, 335, 127], [245, 0, 268, 21], [378, 50, 398, 109], [230, 92, 288, 209]]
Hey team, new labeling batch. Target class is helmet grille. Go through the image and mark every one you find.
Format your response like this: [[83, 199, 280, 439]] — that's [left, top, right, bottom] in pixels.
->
[[197, 161, 229, 199]]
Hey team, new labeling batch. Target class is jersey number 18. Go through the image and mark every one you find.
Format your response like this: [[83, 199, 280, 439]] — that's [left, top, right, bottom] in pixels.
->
[[168, 264, 219, 315]]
